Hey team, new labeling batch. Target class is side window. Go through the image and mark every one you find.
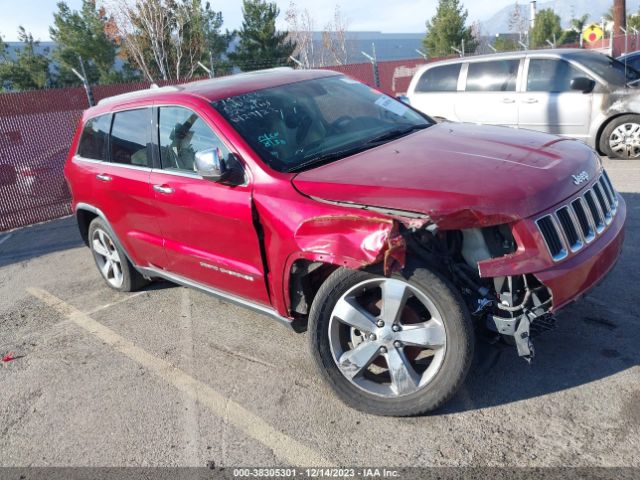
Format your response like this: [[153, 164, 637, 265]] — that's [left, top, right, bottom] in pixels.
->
[[77, 114, 111, 161], [158, 106, 230, 173], [527, 59, 587, 92], [415, 64, 461, 92], [466, 60, 519, 92], [110, 109, 151, 166]]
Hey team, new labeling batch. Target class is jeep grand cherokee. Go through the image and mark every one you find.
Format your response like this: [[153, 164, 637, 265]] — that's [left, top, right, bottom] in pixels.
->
[[64, 69, 626, 416]]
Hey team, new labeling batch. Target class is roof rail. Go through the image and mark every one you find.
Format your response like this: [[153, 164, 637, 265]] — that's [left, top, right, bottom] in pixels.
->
[[97, 85, 181, 106]]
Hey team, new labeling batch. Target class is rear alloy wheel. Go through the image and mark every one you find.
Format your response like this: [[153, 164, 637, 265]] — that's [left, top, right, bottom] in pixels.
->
[[92, 228, 124, 289], [602, 115, 640, 159], [88, 218, 148, 292], [308, 266, 474, 416]]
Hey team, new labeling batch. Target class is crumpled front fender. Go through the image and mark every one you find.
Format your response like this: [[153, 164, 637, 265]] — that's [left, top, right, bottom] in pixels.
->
[[293, 215, 406, 275]]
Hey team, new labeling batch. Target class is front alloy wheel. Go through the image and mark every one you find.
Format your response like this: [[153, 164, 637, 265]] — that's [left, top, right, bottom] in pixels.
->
[[309, 266, 474, 416], [609, 122, 640, 158], [329, 278, 447, 398], [601, 114, 640, 159]]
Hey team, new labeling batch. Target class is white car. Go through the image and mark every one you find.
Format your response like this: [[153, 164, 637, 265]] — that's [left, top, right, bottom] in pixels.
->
[[407, 49, 640, 159]]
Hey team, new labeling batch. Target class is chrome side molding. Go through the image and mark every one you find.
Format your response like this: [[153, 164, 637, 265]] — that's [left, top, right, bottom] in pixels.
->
[[137, 266, 295, 330]]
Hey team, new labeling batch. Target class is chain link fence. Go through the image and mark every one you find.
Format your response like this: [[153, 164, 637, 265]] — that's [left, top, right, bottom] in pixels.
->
[[0, 58, 429, 232], [0, 80, 187, 231]]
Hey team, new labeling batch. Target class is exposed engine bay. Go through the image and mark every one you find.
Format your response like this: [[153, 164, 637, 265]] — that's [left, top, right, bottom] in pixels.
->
[[407, 224, 553, 361]]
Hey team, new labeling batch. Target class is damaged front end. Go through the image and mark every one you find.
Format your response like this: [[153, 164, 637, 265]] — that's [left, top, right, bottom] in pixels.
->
[[405, 223, 554, 362], [288, 200, 556, 361]]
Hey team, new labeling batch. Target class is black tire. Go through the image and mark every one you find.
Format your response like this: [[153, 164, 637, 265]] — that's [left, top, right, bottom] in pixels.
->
[[88, 217, 148, 292], [600, 114, 640, 159], [308, 265, 474, 416]]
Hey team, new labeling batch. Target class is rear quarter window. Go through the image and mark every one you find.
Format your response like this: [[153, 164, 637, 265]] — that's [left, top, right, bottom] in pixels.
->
[[415, 64, 461, 92], [77, 114, 111, 161]]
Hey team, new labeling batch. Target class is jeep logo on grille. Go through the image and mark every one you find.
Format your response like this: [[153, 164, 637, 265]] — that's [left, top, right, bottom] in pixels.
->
[[572, 171, 589, 185]]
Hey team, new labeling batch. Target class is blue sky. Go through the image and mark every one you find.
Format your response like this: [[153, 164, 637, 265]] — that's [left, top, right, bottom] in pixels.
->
[[0, 0, 519, 41]]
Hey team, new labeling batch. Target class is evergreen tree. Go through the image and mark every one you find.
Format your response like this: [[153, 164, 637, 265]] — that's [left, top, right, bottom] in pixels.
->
[[201, 2, 233, 76], [49, 0, 123, 86], [0, 33, 6, 59], [423, 0, 476, 58], [530, 9, 562, 48], [229, 0, 296, 71], [0, 27, 53, 91]]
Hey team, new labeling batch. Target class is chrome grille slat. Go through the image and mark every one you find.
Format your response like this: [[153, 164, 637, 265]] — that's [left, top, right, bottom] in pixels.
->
[[593, 183, 612, 223], [584, 190, 605, 232], [600, 172, 618, 213], [556, 206, 582, 251], [536, 171, 618, 262], [536, 215, 567, 261], [571, 197, 596, 243], [599, 177, 614, 207]]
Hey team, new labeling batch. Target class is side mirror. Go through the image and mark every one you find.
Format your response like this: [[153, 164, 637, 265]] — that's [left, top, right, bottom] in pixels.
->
[[195, 148, 228, 182], [570, 77, 595, 93], [0, 164, 17, 187]]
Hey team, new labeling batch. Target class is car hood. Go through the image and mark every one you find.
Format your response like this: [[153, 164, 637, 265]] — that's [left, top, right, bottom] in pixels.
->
[[292, 122, 599, 228]]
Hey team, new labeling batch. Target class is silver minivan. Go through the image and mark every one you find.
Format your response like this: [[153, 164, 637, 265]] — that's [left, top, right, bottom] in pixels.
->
[[407, 49, 640, 159]]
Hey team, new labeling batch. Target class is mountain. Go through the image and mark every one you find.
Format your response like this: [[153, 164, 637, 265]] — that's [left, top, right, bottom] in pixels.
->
[[479, 0, 613, 36]]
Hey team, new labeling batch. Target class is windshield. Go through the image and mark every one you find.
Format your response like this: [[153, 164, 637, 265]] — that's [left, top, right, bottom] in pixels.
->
[[573, 53, 640, 86], [211, 76, 432, 172]]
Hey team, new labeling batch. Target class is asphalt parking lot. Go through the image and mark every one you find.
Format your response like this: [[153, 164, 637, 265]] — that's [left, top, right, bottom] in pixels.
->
[[0, 158, 639, 468]]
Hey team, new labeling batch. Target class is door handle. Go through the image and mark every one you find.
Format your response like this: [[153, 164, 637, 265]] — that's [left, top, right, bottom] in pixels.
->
[[96, 174, 112, 182], [153, 184, 174, 195], [502, 98, 516, 104], [522, 98, 539, 104]]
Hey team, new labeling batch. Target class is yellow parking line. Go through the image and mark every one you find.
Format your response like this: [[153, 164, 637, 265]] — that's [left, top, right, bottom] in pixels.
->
[[84, 291, 147, 315], [27, 287, 333, 467], [0, 233, 13, 247]]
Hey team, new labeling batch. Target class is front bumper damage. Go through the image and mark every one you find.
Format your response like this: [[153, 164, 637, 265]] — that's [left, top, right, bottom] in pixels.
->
[[483, 195, 626, 360]]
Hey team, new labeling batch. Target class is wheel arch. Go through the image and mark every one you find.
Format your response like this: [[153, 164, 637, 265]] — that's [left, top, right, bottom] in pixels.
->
[[75, 203, 136, 266], [76, 207, 98, 247], [595, 112, 640, 155], [283, 218, 408, 319], [286, 257, 341, 318]]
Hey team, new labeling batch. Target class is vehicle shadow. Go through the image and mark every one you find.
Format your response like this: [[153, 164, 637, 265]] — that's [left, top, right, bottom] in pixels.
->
[[0, 216, 84, 268], [441, 191, 640, 414]]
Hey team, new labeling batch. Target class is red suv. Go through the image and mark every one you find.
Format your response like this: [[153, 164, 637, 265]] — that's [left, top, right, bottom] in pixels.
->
[[65, 69, 626, 416]]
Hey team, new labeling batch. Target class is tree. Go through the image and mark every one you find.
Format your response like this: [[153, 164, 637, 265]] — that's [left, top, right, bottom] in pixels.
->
[[285, 1, 316, 68], [202, 4, 233, 76], [49, 0, 122, 86], [628, 12, 640, 31], [321, 5, 349, 66], [0, 27, 53, 91], [108, 0, 231, 82], [229, 0, 296, 71], [0, 33, 6, 59], [508, 1, 528, 39], [0, 33, 7, 90], [559, 14, 590, 45], [286, 2, 349, 68], [423, 0, 476, 58], [605, 6, 640, 31], [494, 35, 518, 52], [529, 8, 562, 48]]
